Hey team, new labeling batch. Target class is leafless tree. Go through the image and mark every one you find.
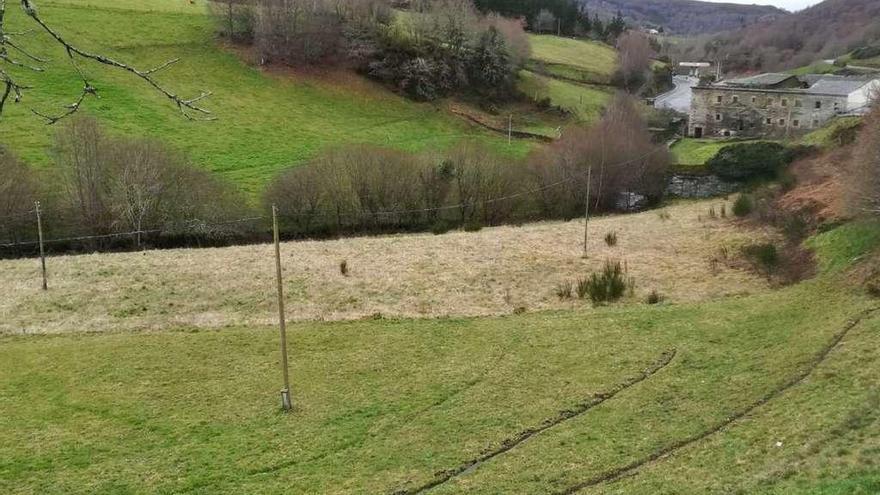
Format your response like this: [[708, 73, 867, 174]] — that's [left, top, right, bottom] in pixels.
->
[[616, 31, 653, 91], [530, 93, 670, 216], [53, 117, 246, 242], [481, 13, 530, 67], [53, 116, 114, 235], [0, 145, 37, 244], [107, 140, 169, 247], [208, 0, 256, 42], [847, 105, 880, 216], [0, 0, 211, 123], [534, 9, 556, 34]]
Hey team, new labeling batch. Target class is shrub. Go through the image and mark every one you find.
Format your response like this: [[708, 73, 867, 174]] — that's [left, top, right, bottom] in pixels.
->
[[732, 194, 753, 217], [742, 243, 780, 278], [781, 213, 810, 243], [720, 204, 727, 218], [463, 220, 484, 232], [582, 260, 628, 303], [708, 142, 794, 182], [852, 45, 880, 60], [604, 231, 618, 247], [555, 280, 573, 300], [431, 220, 453, 235], [646, 290, 662, 304], [576, 277, 590, 299]]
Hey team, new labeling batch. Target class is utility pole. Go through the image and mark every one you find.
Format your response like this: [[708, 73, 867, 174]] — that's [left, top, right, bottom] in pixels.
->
[[557, 18, 561, 37], [35, 201, 47, 291], [583, 166, 592, 258], [272, 205, 292, 411], [508, 114, 512, 145]]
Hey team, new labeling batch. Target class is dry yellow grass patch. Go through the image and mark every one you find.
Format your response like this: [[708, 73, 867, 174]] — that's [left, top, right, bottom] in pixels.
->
[[0, 199, 773, 334]]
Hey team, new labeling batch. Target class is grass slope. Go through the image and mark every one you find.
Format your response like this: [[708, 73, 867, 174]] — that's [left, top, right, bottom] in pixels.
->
[[1, 219, 880, 494], [518, 70, 611, 122], [1, 1, 528, 194], [670, 138, 762, 167], [527, 35, 617, 85], [0, 199, 771, 334]]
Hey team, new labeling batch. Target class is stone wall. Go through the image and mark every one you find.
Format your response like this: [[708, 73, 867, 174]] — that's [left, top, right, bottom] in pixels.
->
[[688, 87, 846, 139]]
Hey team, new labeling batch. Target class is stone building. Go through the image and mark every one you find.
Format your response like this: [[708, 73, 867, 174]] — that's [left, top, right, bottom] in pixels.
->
[[688, 73, 880, 138]]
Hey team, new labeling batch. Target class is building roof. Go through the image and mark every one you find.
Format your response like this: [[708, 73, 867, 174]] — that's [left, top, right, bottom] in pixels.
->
[[807, 76, 875, 96], [722, 73, 798, 88]]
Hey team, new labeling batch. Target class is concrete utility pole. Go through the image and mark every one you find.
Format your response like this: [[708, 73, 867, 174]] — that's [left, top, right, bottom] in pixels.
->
[[583, 165, 592, 258], [272, 205, 292, 411], [508, 114, 512, 145], [35, 201, 47, 291]]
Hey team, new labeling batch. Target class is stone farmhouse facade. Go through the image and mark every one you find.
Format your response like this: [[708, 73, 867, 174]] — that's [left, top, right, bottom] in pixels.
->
[[688, 73, 880, 139]]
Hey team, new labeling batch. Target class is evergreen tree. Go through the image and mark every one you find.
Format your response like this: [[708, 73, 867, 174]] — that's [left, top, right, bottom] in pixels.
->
[[607, 10, 626, 41], [469, 26, 513, 97], [592, 13, 604, 39]]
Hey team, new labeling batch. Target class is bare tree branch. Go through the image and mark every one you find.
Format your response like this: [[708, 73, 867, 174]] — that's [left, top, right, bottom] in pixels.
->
[[0, 0, 212, 122]]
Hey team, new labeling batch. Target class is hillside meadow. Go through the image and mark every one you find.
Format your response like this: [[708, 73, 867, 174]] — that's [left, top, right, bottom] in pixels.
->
[[1, 220, 879, 494], [0, 199, 773, 335], [0, 0, 535, 194]]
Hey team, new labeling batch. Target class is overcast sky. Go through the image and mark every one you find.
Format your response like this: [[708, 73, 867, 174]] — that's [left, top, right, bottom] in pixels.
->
[[701, 0, 822, 12]]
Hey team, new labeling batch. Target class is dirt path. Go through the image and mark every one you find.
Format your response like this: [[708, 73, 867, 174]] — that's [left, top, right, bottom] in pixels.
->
[[556, 307, 880, 494], [392, 349, 677, 495]]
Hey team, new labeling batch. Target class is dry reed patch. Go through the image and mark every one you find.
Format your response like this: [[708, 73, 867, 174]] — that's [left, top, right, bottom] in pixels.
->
[[0, 200, 772, 334]]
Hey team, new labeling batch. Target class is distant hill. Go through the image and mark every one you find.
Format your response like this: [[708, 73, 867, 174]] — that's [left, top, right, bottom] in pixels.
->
[[674, 0, 880, 73], [581, 0, 787, 35]]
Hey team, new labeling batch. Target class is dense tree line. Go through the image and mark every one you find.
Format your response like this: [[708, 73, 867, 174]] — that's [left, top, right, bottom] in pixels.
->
[[266, 93, 670, 236], [208, 0, 529, 102], [673, 0, 880, 73], [848, 104, 880, 217], [1, 94, 669, 256], [0, 118, 249, 255]]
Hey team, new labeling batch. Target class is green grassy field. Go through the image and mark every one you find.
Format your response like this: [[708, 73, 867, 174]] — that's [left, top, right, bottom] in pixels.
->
[[2, 218, 879, 494], [0, 1, 530, 194], [518, 70, 611, 122], [527, 35, 617, 84], [787, 61, 838, 76], [670, 138, 763, 167], [801, 117, 864, 149]]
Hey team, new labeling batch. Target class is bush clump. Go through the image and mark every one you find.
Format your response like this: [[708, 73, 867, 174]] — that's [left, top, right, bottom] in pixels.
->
[[555, 280, 573, 300], [582, 260, 628, 303], [604, 231, 618, 247], [732, 194, 754, 217], [708, 142, 795, 182], [742, 243, 780, 278]]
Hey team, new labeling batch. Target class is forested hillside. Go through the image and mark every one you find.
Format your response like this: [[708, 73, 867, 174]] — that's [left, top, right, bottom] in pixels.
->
[[581, 0, 786, 34], [675, 0, 880, 72]]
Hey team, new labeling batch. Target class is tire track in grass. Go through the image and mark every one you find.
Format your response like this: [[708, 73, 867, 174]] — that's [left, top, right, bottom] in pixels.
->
[[393, 349, 678, 495], [557, 307, 880, 495]]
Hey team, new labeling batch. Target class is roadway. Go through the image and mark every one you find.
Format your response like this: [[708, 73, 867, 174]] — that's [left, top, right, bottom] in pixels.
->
[[654, 75, 698, 114]]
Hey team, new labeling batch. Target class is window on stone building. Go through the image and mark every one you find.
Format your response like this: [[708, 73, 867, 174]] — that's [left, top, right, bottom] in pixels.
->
[[779, 118, 786, 126], [795, 100, 802, 108], [716, 95, 723, 103], [766, 118, 772, 124], [815, 101, 822, 109], [793, 120, 800, 127], [834, 102, 840, 111], [715, 113, 722, 121], [732, 95, 739, 103], [752, 96, 757, 104], [781, 98, 788, 107]]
